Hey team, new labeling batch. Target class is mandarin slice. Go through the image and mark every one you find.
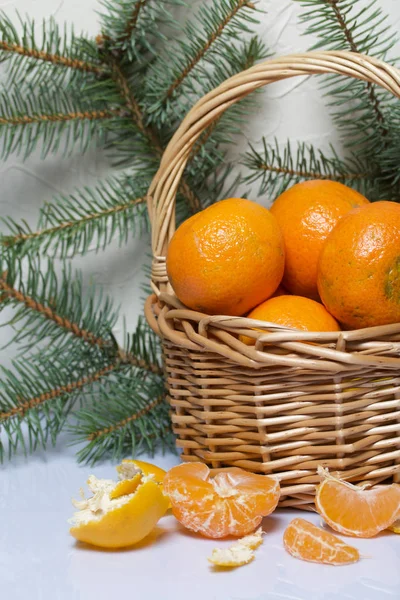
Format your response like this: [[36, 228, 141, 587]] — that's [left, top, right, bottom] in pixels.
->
[[315, 467, 400, 538], [163, 463, 280, 539], [283, 518, 359, 566]]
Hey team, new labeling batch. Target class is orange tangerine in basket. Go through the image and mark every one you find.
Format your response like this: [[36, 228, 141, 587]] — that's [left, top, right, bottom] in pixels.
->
[[315, 467, 400, 538], [166, 198, 285, 316], [163, 462, 280, 538], [283, 518, 360, 566], [270, 180, 369, 301], [240, 295, 340, 345], [318, 200, 400, 329]]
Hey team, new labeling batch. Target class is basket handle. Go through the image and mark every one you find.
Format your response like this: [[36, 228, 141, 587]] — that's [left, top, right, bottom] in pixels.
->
[[147, 50, 400, 295]]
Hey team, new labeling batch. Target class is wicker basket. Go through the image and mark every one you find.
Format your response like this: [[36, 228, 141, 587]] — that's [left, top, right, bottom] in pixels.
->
[[144, 51, 400, 509]]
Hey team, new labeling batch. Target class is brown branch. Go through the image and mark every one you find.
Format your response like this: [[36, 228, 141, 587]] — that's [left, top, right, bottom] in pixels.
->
[[327, 0, 388, 135], [120, 0, 151, 45], [166, 0, 255, 98], [108, 58, 201, 213], [0, 273, 163, 375], [117, 349, 163, 375], [0, 362, 118, 421], [0, 108, 122, 126], [0, 40, 106, 75], [0, 274, 108, 347], [2, 195, 145, 247], [87, 393, 165, 440], [255, 162, 368, 181]]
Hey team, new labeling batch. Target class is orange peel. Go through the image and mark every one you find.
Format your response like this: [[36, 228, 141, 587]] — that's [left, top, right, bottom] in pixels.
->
[[118, 459, 170, 507], [208, 528, 263, 568], [69, 462, 169, 549]]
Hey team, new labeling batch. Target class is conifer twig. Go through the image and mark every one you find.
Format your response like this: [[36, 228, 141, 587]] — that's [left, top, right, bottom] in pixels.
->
[[0, 273, 163, 375], [87, 393, 164, 440], [325, 0, 387, 136], [0, 40, 105, 75], [0, 107, 123, 126], [0, 273, 108, 348], [0, 362, 118, 422], [254, 161, 367, 181], [108, 57, 201, 213], [166, 0, 256, 98], [121, 0, 151, 46], [2, 195, 145, 246]]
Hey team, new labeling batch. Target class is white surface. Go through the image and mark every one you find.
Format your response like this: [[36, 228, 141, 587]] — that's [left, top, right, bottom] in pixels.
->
[[1, 444, 400, 600], [1, 3, 400, 599]]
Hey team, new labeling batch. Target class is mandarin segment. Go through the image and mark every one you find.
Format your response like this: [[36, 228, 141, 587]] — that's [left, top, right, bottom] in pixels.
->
[[283, 518, 360, 566], [315, 467, 400, 538], [166, 198, 285, 316], [163, 463, 280, 538], [317, 201, 400, 329], [270, 180, 369, 300]]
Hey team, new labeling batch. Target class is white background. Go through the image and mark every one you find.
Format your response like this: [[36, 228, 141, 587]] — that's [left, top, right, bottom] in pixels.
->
[[1, 3, 400, 599]]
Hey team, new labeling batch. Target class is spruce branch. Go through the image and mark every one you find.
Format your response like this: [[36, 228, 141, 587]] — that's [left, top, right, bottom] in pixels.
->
[[0, 271, 110, 349], [243, 139, 375, 198], [0, 39, 104, 75], [145, 0, 260, 122], [295, 0, 400, 199], [0, 107, 122, 126], [99, 0, 181, 60], [1, 176, 149, 257], [0, 14, 106, 88], [0, 361, 118, 422], [0, 261, 163, 376], [71, 369, 172, 464], [296, 2, 398, 176], [165, 0, 256, 99], [104, 53, 202, 213], [114, 0, 151, 49], [87, 393, 164, 440], [0, 87, 122, 159], [316, 0, 388, 136], [0, 346, 118, 461]]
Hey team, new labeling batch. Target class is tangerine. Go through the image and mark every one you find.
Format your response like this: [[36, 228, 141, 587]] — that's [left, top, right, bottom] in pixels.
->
[[318, 201, 400, 329], [283, 518, 359, 566], [163, 462, 280, 538], [166, 198, 285, 316], [240, 295, 340, 345], [270, 180, 369, 300]]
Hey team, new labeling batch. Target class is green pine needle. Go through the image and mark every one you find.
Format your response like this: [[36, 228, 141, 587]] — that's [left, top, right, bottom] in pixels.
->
[[0, 254, 119, 355], [0, 348, 117, 461], [1, 175, 150, 256], [70, 367, 173, 465], [242, 138, 379, 199], [0, 12, 104, 88], [0, 86, 122, 160]]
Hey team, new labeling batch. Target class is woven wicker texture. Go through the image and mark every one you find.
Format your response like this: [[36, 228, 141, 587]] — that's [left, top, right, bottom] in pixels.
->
[[145, 51, 400, 507]]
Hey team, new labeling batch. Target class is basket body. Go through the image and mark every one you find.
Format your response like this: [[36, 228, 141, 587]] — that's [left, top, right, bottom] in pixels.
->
[[145, 51, 400, 508], [146, 294, 400, 508]]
